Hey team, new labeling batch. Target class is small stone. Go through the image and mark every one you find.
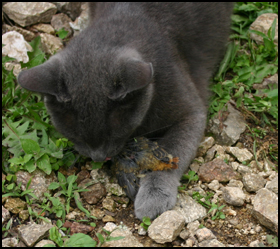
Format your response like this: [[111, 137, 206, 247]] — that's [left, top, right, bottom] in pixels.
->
[[197, 137, 215, 157], [103, 225, 143, 247], [238, 165, 253, 174], [222, 187, 246, 206], [102, 197, 116, 212], [224, 207, 237, 216], [148, 210, 185, 244], [32, 23, 55, 35], [2, 206, 11, 223], [229, 218, 239, 226], [138, 226, 147, 236], [242, 173, 266, 192], [250, 13, 278, 45], [3, 2, 57, 27], [17, 223, 53, 247], [105, 183, 126, 196], [252, 188, 278, 233], [2, 24, 35, 41], [103, 222, 117, 233], [19, 210, 29, 221], [173, 193, 207, 223], [2, 238, 20, 247], [249, 240, 261, 247], [208, 180, 220, 191], [51, 13, 73, 38], [4, 197, 27, 214], [102, 215, 116, 223], [80, 181, 107, 205], [231, 162, 239, 171], [40, 33, 63, 55], [227, 179, 243, 189], [35, 240, 56, 247], [254, 225, 262, 233], [265, 174, 278, 194], [226, 147, 253, 163], [198, 239, 225, 247], [195, 228, 216, 242], [2, 31, 33, 63], [69, 222, 95, 235], [198, 158, 241, 183], [209, 103, 246, 146]]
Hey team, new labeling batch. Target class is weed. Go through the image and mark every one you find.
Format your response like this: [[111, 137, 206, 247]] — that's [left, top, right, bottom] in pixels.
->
[[192, 191, 226, 220], [266, 234, 278, 247], [179, 170, 199, 190], [55, 28, 69, 40], [140, 216, 152, 231], [2, 218, 13, 238], [48, 226, 124, 247], [210, 3, 278, 127]]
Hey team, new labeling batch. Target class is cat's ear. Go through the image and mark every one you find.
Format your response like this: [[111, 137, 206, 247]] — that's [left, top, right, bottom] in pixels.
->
[[17, 58, 71, 102], [108, 60, 154, 100]]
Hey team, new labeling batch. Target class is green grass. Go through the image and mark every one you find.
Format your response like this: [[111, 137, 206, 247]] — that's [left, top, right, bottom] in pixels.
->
[[210, 2, 278, 127]]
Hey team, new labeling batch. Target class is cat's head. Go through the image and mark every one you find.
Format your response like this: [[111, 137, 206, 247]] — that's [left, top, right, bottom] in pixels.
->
[[18, 44, 154, 161]]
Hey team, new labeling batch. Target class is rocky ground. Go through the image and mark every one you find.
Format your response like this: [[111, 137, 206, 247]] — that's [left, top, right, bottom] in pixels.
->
[[2, 2, 278, 247]]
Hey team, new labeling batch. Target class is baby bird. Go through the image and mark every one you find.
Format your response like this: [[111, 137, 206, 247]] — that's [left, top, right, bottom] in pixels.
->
[[113, 137, 179, 200]]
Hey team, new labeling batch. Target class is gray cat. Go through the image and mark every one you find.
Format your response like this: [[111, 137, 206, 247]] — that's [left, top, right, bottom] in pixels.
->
[[18, 3, 233, 220]]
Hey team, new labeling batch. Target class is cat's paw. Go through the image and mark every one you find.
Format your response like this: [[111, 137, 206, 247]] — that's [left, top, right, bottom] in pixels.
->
[[134, 171, 180, 220], [116, 171, 140, 201]]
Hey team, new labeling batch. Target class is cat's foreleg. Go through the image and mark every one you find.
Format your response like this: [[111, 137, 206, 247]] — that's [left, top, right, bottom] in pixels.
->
[[134, 110, 207, 220]]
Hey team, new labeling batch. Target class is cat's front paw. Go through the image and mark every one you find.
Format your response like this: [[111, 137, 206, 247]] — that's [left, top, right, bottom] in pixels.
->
[[134, 171, 179, 220]]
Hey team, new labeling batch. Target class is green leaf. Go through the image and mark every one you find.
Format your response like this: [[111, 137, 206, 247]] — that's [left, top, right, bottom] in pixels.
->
[[37, 154, 52, 174], [106, 236, 125, 242], [25, 159, 36, 173], [90, 161, 104, 169], [20, 139, 40, 155], [271, 18, 276, 40], [48, 182, 60, 190], [96, 233, 105, 243], [64, 233, 97, 247]]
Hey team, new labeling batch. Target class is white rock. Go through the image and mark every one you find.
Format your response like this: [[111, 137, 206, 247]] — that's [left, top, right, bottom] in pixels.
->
[[148, 210, 185, 244], [2, 31, 32, 63]]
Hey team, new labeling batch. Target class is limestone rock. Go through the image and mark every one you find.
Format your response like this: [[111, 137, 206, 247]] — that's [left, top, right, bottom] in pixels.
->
[[198, 239, 225, 247], [226, 147, 253, 163], [17, 223, 54, 247], [3, 2, 57, 27], [173, 192, 207, 223], [242, 173, 266, 192], [2, 206, 10, 223], [2, 24, 35, 41], [51, 13, 73, 38], [197, 137, 215, 157], [32, 23, 55, 35], [250, 13, 278, 45], [15, 169, 57, 202], [222, 187, 246, 206], [39, 33, 63, 55], [265, 174, 278, 194], [148, 210, 185, 244], [252, 188, 278, 233], [2, 31, 32, 63], [4, 198, 27, 214], [198, 158, 241, 183], [195, 228, 216, 242], [209, 103, 246, 146], [102, 226, 143, 247], [52, 2, 82, 21]]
